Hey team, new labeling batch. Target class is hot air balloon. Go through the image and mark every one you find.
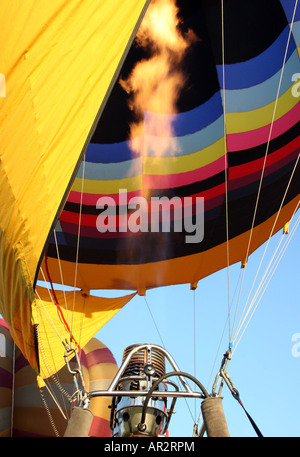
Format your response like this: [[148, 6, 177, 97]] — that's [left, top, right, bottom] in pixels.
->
[[0, 319, 118, 437], [0, 0, 299, 437]]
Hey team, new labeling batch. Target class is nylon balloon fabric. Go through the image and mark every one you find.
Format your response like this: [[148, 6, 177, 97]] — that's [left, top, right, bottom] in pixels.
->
[[44, 0, 300, 294], [0, 319, 118, 437], [0, 0, 150, 373]]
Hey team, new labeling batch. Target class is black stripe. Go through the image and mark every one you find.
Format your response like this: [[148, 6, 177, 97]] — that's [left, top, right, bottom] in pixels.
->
[[228, 122, 300, 167], [63, 171, 226, 215], [48, 159, 300, 265], [63, 121, 299, 217]]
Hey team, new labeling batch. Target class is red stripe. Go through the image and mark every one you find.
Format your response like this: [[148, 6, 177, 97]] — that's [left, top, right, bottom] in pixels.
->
[[44, 253, 80, 351], [0, 319, 9, 330], [60, 183, 226, 230], [229, 136, 300, 181], [229, 147, 300, 192], [89, 416, 112, 437], [86, 348, 117, 368], [143, 155, 225, 189]]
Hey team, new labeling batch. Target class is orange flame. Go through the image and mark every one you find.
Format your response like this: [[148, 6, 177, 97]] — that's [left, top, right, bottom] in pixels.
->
[[120, 0, 197, 157]]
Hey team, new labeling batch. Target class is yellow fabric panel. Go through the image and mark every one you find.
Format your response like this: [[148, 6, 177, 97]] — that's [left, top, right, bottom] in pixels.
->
[[0, 0, 149, 371], [283, 221, 290, 234], [39, 196, 299, 293], [32, 286, 135, 378], [226, 86, 297, 133], [72, 174, 143, 195]]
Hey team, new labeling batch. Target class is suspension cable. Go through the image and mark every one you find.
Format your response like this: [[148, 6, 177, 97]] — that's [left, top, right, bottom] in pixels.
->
[[229, 0, 299, 341], [144, 295, 166, 348], [233, 209, 300, 352], [221, 0, 231, 344], [71, 154, 86, 340]]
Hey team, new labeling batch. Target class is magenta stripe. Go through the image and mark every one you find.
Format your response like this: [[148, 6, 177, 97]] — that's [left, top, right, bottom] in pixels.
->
[[68, 157, 224, 200], [0, 319, 9, 330], [227, 102, 300, 152], [229, 146, 300, 192], [68, 189, 144, 206], [15, 353, 29, 372], [86, 348, 116, 368], [0, 367, 13, 389]]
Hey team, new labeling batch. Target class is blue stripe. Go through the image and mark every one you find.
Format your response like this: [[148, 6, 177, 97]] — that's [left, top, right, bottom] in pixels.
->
[[145, 91, 223, 137], [225, 48, 300, 112], [143, 115, 224, 157], [280, 0, 300, 23], [217, 26, 296, 89], [291, 20, 300, 47], [82, 116, 224, 181], [86, 141, 135, 164], [77, 157, 143, 180], [85, 92, 224, 165]]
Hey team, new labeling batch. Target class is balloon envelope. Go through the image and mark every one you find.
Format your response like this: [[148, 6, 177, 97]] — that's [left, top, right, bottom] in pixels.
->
[[44, 0, 300, 294], [0, 319, 118, 437]]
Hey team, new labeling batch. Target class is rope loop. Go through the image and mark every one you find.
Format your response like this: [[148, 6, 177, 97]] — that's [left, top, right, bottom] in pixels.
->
[[64, 344, 89, 408]]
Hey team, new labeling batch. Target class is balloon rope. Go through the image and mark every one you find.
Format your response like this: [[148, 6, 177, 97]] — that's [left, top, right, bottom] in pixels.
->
[[232, 148, 300, 347], [143, 296, 165, 348], [193, 289, 197, 420], [53, 229, 70, 326], [232, 201, 300, 351], [143, 294, 196, 423], [43, 256, 79, 348], [229, 0, 299, 342], [71, 154, 86, 340], [243, 0, 298, 266], [35, 279, 67, 344], [221, 0, 231, 344], [33, 312, 73, 419]]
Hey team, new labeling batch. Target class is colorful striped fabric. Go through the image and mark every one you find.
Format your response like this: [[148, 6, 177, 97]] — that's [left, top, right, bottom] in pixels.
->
[[0, 320, 13, 437], [0, 319, 117, 437], [43, 0, 300, 294]]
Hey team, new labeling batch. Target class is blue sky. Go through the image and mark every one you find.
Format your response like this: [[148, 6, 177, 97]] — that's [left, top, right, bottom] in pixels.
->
[[5, 210, 299, 437], [95, 216, 300, 437]]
